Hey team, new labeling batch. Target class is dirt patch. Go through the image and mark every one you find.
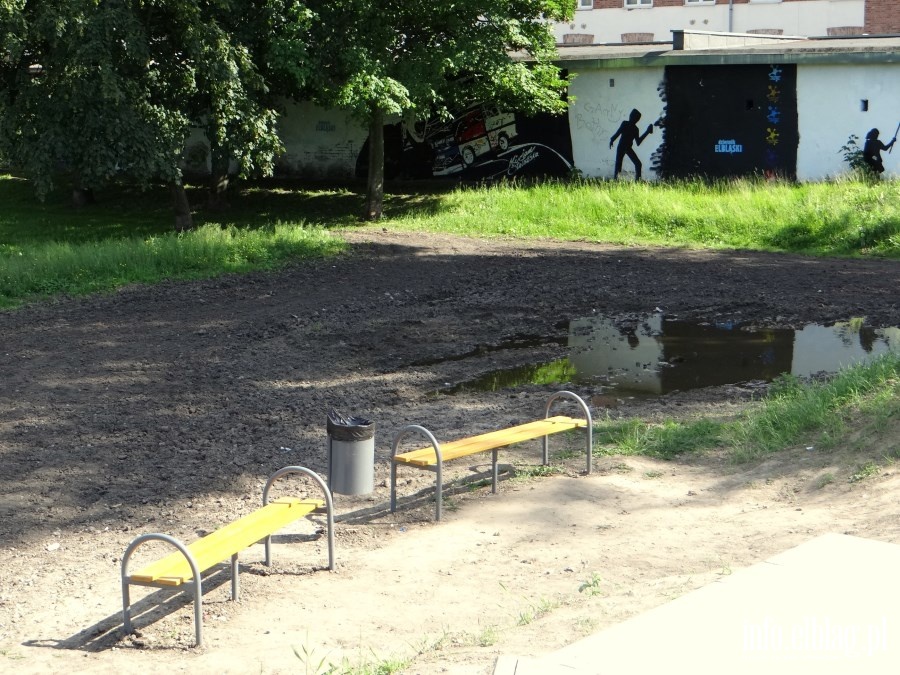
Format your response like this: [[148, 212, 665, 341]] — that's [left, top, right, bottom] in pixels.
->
[[1, 229, 898, 674]]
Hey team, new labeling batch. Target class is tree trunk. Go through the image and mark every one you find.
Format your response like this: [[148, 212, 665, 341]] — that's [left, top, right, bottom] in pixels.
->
[[171, 182, 194, 231], [207, 135, 231, 212], [71, 173, 96, 208], [71, 187, 96, 208], [363, 109, 385, 221]]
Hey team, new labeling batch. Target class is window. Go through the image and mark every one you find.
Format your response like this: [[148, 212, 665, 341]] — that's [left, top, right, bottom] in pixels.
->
[[624, 0, 652, 6], [684, 0, 715, 4], [578, 0, 593, 9]]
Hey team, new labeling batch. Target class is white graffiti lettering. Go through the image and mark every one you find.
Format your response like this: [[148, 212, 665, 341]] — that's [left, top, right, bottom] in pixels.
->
[[507, 146, 539, 175]]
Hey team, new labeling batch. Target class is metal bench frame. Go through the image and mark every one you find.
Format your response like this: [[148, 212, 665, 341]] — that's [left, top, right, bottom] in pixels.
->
[[120, 465, 334, 647], [390, 391, 593, 521]]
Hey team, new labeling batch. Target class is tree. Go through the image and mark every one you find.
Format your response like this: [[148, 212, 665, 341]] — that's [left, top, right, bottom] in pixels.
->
[[0, 1, 313, 225], [305, 0, 574, 220], [0, 0, 187, 203]]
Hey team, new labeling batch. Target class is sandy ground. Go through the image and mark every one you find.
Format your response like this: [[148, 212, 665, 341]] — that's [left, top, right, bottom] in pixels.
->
[[1, 229, 898, 674]]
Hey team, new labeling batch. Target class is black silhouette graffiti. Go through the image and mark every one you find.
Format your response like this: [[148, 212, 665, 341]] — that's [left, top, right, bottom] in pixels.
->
[[862, 127, 897, 175], [609, 108, 653, 179]]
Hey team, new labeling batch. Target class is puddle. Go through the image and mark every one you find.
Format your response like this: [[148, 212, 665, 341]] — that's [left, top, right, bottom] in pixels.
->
[[440, 314, 900, 396], [412, 333, 566, 367]]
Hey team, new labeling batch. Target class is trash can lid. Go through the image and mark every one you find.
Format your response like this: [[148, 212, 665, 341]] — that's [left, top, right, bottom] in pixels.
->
[[327, 409, 373, 430]]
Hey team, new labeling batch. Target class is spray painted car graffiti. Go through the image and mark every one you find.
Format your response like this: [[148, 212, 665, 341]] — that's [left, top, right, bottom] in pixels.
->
[[409, 105, 519, 175], [455, 105, 518, 166]]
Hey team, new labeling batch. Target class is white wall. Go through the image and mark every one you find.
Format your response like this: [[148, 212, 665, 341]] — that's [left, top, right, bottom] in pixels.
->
[[568, 68, 666, 179], [276, 101, 367, 179], [557, 1, 865, 43], [796, 63, 900, 180]]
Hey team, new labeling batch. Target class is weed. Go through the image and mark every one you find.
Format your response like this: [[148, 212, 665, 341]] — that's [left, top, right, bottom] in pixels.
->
[[814, 473, 836, 489], [644, 470, 664, 479], [848, 462, 881, 483], [409, 628, 452, 655], [293, 639, 335, 675], [516, 599, 558, 626], [0, 648, 24, 660], [517, 608, 535, 626], [578, 572, 603, 596], [500, 583, 561, 626], [574, 617, 598, 634], [477, 625, 500, 647], [513, 464, 563, 480], [717, 558, 733, 576], [839, 135, 869, 173]]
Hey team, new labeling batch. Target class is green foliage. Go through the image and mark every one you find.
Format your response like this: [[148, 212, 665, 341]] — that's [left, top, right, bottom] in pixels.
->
[[839, 134, 869, 173], [307, 0, 570, 121], [848, 462, 880, 483], [0, 1, 313, 199], [578, 572, 603, 596], [304, 0, 572, 217]]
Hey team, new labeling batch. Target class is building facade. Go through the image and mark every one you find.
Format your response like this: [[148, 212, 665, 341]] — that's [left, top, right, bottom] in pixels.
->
[[273, 31, 899, 183], [557, 0, 899, 45], [561, 32, 900, 181]]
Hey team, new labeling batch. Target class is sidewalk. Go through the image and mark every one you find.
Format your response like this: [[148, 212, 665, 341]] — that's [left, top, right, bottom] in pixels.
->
[[494, 533, 900, 675]]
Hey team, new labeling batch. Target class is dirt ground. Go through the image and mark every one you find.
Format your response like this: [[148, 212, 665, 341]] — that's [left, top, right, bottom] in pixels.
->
[[1, 229, 899, 674]]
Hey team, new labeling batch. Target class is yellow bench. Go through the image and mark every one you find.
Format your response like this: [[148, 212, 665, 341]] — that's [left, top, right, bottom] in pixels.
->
[[390, 391, 593, 520], [121, 466, 334, 647]]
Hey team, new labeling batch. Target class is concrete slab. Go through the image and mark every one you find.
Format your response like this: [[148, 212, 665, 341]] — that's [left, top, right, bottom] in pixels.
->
[[495, 534, 900, 674]]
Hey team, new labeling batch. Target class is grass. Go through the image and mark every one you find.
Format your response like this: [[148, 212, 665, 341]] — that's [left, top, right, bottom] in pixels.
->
[[390, 177, 900, 256], [594, 417, 726, 460], [591, 351, 900, 464], [2, 173, 899, 308]]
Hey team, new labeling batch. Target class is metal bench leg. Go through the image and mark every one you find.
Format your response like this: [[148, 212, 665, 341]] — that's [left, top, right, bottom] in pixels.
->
[[122, 579, 133, 636], [231, 553, 239, 601], [191, 580, 204, 647], [390, 461, 398, 513], [491, 449, 499, 493], [435, 457, 443, 521]]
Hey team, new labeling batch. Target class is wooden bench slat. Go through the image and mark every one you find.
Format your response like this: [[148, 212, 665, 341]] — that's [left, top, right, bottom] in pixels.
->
[[130, 498, 323, 586], [394, 416, 587, 467]]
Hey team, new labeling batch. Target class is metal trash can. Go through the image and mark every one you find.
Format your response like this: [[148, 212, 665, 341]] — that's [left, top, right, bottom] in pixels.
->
[[326, 409, 375, 495]]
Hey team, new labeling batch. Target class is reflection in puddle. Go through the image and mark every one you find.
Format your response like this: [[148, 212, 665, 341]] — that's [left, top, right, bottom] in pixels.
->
[[442, 314, 900, 396]]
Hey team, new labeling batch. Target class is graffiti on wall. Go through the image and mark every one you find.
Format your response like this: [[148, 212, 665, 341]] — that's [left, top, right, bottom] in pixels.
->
[[656, 64, 799, 179], [355, 102, 574, 181], [609, 108, 655, 180]]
